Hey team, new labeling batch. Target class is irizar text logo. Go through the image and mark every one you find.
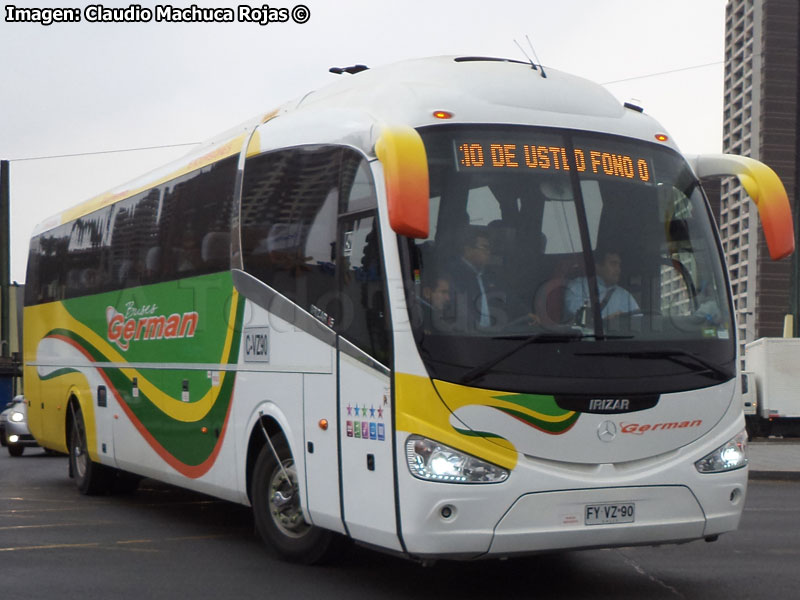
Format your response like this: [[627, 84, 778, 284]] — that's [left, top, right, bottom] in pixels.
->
[[106, 303, 199, 352], [589, 398, 630, 412]]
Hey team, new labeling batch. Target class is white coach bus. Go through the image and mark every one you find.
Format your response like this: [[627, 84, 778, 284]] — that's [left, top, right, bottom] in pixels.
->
[[24, 56, 794, 563]]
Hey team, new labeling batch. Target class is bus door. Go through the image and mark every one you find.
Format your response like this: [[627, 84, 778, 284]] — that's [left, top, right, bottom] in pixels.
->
[[335, 211, 400, 550], [302, 364, 344, 534]]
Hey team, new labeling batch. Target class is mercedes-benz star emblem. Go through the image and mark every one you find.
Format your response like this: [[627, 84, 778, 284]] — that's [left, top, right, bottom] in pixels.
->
[[597, 420, 617, 442]]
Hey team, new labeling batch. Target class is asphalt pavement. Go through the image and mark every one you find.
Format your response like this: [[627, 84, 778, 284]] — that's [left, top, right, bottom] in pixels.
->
[[748, 438, 800, 480]]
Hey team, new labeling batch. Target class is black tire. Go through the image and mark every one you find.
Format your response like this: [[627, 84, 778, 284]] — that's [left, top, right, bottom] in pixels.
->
[[112, 470, 142, 494], [8, 444, 24, 457], [69, 405, 113, 495], [251, 434, 336, 564]]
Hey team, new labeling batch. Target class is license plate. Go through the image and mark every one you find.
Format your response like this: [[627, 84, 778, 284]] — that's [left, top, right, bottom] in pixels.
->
[[585, 502, 635, 525]]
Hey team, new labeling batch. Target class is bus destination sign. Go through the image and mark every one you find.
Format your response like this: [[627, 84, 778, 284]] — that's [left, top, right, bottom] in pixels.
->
[[455, 140, 653, 183]]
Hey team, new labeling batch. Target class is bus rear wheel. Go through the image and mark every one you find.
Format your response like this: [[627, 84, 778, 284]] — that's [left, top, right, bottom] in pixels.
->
[[251, 435, 336, 564], [69, 405, 113, 495]]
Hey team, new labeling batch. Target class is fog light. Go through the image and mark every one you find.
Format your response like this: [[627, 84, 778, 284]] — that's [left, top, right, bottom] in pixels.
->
[[8, 434, 19, 443]]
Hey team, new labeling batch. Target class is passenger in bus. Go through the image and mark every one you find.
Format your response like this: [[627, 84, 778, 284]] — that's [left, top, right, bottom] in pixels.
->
[[144, 246, 162, 282], [563, 247, 639, 323], [175, 229, 202, 273], [418, 267, 454, 334], [447, 226, 498, 330]]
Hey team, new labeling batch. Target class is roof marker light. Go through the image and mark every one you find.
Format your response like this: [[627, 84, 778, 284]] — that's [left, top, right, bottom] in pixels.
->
[[655, 133, 669, 142], [433, 110, 454, 120]]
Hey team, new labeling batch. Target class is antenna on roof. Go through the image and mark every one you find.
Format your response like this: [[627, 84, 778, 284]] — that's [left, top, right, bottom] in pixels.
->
[[526, 35, 547, 79], [513, 38, 538, 71], [329, 64, 369, 75]]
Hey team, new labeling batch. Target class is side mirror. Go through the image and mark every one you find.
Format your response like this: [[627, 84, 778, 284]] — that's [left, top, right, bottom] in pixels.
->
[[688, 154, 795, 260], [375, 126, 430, 239]]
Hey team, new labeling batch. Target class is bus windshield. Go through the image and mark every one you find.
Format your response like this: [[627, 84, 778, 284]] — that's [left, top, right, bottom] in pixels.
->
[[402, 125, 735, 395]]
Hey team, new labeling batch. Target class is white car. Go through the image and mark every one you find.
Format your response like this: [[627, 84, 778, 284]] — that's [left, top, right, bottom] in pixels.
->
[[0, 396, 38, 456]]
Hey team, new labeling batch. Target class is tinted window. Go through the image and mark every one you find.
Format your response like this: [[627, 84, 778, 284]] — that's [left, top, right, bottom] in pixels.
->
[[338, 212, 388, 363], [399, 124, 735, 394], [25, 157, 237, 305], [337, 150, 388, 361], [241, 146, 341, 317], [241, 147, 389, 362]]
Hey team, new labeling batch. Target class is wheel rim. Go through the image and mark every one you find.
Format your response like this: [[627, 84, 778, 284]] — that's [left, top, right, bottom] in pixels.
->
[[71, 418, 88, 480], [267, 459, 310, 538]]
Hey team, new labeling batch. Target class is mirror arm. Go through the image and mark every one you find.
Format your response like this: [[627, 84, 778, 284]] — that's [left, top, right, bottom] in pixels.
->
[[687, 153, 795, 260]]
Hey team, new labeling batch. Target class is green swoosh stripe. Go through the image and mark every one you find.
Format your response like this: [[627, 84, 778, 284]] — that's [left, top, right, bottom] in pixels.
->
[[452, 426, 508, 441], [39, 367, 81, 381], [491, 393, 573, 418], [44, 295, 245, 466], [495, 405, 580, 434]]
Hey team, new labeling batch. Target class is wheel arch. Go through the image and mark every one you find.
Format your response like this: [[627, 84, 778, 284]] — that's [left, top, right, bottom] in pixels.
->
[[245, 413, 284, 505], [65, 392, 83, 478], [64, 391, 81, 449]]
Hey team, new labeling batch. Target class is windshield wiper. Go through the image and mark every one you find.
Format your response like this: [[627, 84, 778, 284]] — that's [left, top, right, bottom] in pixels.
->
[[573, 348, 731, 381], [459, 331, 632, 385]]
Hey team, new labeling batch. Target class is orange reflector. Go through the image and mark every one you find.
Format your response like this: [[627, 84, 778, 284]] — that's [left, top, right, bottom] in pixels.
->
[[201, 426, 208, 434], [433, 110, 453, 120], [655, 133, 669, 142], [319, 419, 329, 431]]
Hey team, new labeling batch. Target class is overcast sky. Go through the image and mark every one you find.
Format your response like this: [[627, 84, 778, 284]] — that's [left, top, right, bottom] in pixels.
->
[[0, 0, 728, 283]]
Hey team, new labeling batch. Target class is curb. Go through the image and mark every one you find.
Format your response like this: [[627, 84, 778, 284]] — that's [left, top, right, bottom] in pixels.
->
[[749, 470, 800, 481]]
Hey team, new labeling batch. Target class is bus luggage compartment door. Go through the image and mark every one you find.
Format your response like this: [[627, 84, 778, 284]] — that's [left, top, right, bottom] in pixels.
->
[[303, 370, 346, 534]]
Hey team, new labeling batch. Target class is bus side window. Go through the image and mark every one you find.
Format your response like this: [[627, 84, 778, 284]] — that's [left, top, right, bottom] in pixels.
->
[[64, 209, 113, 298], [157, 158, 236, 280], [241, 147, 342, 316], [338, 214, 389, 363], [336, 155, 389, 364], [25, 229, 71, 304], [109, 189, 161, 287]]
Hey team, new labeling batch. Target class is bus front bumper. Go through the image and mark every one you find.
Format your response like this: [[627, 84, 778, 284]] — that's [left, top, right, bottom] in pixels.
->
[[400, 476, 746, 559], [489, 485, 705, 555]]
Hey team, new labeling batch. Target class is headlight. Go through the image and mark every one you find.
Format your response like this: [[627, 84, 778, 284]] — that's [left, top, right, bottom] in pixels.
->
[[695, 430, 748, 473], [10, 411, 24, 423], [405, 435, 509, 483]]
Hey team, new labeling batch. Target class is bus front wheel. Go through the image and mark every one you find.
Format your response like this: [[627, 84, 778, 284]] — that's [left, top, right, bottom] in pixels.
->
[[251, 435, 336, 564]]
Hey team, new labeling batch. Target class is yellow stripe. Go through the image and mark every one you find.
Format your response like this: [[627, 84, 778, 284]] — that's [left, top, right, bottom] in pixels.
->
[[57, 109, 276, 226], [60, 134, 247, 224], [395, 373, 518, 470]]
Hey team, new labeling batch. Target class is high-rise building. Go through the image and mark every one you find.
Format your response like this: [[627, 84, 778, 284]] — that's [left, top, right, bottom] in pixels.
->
[[720, 0, 799, 356]]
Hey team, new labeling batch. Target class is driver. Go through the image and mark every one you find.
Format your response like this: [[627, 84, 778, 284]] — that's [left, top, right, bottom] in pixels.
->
[[563, 247, 639, 322]]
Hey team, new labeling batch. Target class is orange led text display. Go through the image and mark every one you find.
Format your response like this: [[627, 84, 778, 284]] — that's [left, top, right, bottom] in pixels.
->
[[456, 141, 652, 183]]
